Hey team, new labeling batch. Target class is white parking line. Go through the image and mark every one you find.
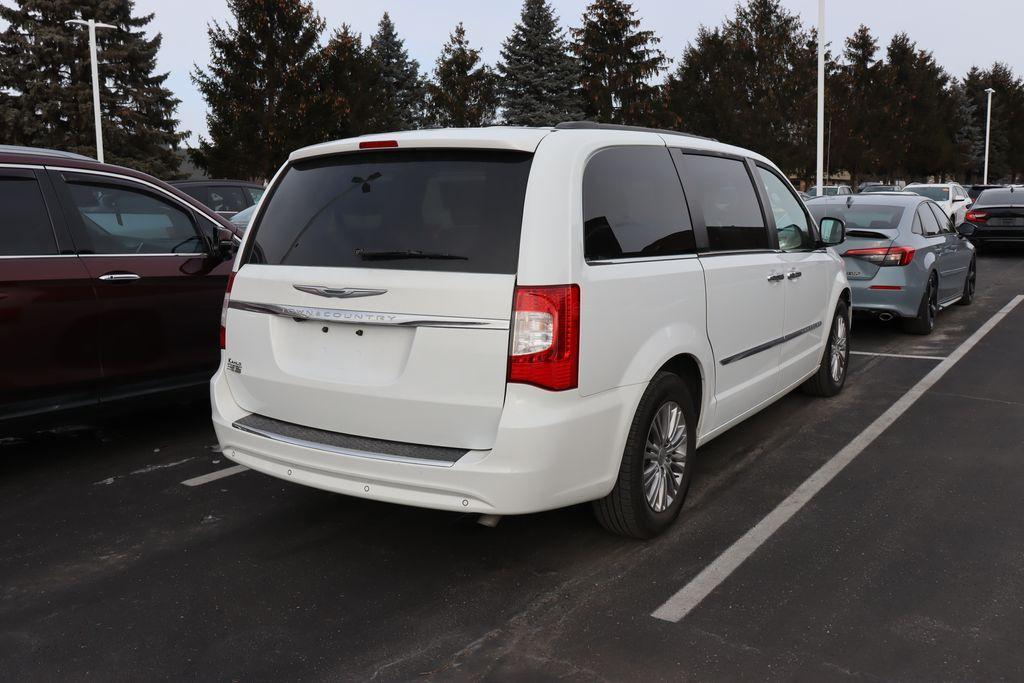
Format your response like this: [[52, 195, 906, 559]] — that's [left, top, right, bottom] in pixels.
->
[[850, 350, 947, 361], [652, 294, 1024, 623], [181, 465, 248, 487]]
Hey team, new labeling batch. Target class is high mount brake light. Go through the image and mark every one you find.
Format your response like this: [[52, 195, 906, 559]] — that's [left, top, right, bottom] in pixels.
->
[[508, 285, 580, 391], [219, 271, 236, 350], [359, 140, 399, 149], [843, 246, 916, 267]]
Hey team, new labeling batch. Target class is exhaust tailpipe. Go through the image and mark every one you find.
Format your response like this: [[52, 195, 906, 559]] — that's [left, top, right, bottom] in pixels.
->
[[878, 312, 894, 322]]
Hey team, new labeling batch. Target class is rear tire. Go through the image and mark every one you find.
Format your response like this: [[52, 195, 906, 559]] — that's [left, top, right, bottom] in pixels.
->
[[957, 258, 976, 306], [902, 274, 938, 335], [801, 300, 850, 397], [593, 372, 696, 539]]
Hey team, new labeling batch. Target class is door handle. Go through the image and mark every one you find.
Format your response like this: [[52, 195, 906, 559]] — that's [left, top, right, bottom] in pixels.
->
[[787, 271, 802, 280], [98, 272, 141, 282], [767, 273, 785, 282]]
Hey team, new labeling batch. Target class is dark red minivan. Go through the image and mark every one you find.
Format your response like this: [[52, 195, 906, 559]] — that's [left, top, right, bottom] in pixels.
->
[[0, 146, 243, 429]]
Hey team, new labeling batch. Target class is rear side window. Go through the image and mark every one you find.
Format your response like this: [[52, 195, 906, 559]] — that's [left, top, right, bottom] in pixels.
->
[[677, 154, 769, 251], [210, 186, 248, 213], [246, 150, 533, 273], [0, 176, 57, 256], [246, 187, 264, 204], [582, 146, 694, 261], [179, 186, 211, 205]]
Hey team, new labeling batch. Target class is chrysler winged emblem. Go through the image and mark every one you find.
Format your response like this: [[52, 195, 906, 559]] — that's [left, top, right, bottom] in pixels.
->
[[293, 285, 388, 299]]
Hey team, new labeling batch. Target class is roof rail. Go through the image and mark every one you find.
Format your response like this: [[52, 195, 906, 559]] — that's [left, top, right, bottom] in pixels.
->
[[0, 145, 94, 161], [554, 121, 716, 142]]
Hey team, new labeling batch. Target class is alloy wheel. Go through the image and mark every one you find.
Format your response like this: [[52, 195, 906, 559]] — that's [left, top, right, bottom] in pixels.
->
[[927, 280, 938, 327], [830, 313, 848, 384], [643, 402, 688, 513]]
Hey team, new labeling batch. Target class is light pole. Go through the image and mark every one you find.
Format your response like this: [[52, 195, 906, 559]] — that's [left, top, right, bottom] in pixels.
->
[[815, 0, 825, 195], [65, 18, 117, 163], [983, 87, 995, 185]]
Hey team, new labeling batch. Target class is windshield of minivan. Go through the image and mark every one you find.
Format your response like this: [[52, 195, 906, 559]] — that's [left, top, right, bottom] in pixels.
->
[[244, 150, 533, 273], [807, 203, 906, 230], [907, 186, 949, 201]]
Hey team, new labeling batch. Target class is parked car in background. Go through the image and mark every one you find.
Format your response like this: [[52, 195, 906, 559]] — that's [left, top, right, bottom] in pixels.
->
[[859, 185, 900, 193], [904, 182, 972, 223], [966, 184, 1003, 202], [229, 204, 256, 230], [807, 192, 975, 335], [170, 179, 265, 219], [1, 146, 242, 429], [212, 123, 851, 538], [961, 186, 1024, 250], [808, 184, 853, 197]]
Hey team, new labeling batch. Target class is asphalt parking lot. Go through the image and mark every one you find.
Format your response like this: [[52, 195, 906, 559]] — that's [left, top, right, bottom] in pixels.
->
[[3, 249, 1023, 681]]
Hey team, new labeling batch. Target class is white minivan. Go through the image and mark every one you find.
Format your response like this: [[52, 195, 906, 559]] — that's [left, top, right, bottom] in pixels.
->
[[212, 123, 851, 538]]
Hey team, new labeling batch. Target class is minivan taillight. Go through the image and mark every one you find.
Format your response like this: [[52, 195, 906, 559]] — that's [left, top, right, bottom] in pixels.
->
[[508, 285, 580, 391], [219, 271, 236, 350]]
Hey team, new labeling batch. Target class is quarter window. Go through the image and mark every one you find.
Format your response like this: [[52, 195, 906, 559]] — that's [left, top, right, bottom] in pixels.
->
[[678, 154, 768, 251], [583, 147, 694, 260], [0, 176, 57, 256], [65, 182, 202, 254], [918, 205, 942, 236], [757, 168, 813, 251], [927, 203, 953, 233]]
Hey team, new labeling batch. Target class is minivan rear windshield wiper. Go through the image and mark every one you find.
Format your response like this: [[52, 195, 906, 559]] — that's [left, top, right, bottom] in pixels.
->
[[355, 249, 468, 261]]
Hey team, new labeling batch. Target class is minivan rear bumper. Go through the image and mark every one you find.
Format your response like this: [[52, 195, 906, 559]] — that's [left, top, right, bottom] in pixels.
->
[[211, 368, 644, 515]]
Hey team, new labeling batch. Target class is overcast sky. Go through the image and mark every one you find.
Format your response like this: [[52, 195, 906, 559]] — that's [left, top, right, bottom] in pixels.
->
[[77, 1, 1024, 144]]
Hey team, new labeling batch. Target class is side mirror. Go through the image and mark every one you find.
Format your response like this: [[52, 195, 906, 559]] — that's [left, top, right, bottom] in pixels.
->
[[819, 217, 846, 246], [215, 226, 238, 259], [955, 222, 975, 238]]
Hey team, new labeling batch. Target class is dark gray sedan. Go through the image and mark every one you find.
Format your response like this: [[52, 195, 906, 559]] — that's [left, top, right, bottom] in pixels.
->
[[808, 193, 976, 335]]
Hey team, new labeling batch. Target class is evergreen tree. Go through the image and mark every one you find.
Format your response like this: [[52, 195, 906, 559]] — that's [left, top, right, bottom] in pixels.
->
[[949, 79, 984, 180], [425, 23, 497, 127], [497, 0, 583, 126], [191, 0, 326, 180], [832, 25, 885, 185], [367, 13, 424, 132], [320, 25, 377, 140], [665, 0, 818, 174], [880, 33, 955, 179], [974, 63, 1024, 182], [0, 0, 185, 177], [571, 0, 667, 125]]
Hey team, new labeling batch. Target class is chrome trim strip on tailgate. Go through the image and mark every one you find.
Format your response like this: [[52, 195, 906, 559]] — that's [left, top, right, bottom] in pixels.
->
[[232, 414, 468, 468], [229, 300, 510, 330]]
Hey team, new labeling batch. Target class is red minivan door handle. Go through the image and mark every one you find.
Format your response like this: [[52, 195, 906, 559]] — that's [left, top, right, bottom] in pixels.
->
[[97, 272, 141, 282]]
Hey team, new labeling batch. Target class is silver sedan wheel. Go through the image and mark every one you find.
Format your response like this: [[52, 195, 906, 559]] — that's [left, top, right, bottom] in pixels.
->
[[830, 313, 848, 383], [643, 402, 688, 513]]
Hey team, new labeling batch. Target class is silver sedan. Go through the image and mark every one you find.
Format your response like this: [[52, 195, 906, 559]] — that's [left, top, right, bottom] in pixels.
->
[[807, 193, 976, 334]]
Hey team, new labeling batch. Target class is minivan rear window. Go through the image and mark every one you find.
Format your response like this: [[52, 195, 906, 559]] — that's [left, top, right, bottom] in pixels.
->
[[244, 150, 533, 273]]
